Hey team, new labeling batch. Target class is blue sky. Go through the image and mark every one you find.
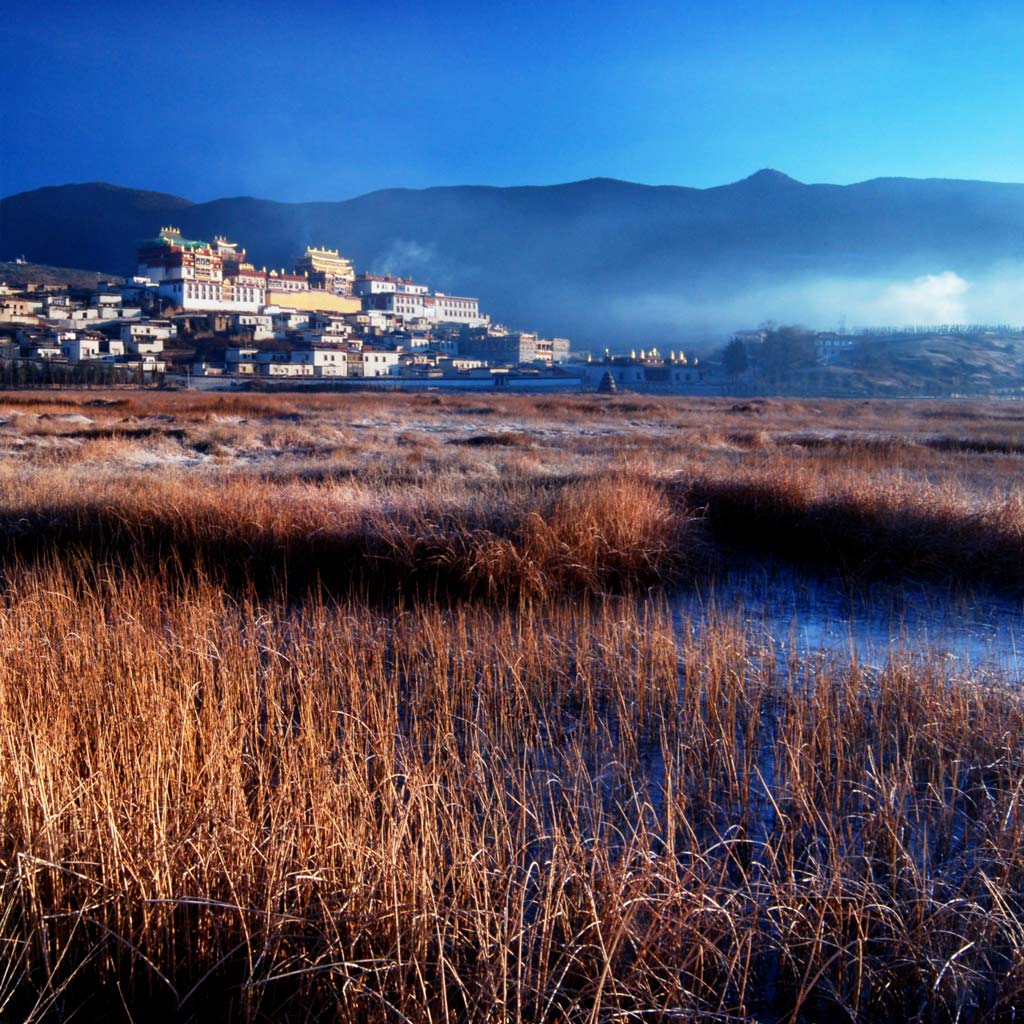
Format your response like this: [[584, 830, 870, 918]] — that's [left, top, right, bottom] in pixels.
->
[[3, 0, 1024, 201]]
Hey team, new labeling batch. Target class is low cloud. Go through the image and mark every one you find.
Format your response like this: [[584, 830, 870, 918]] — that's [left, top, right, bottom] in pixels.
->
[[874, 271, 970, 325], [372, 239, 442, 281], [737, 270, 975, 329], [593, 266, 1024, 346]]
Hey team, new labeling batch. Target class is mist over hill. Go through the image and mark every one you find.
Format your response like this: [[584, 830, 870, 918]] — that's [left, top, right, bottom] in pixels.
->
[[5, 172, 1024, 346]]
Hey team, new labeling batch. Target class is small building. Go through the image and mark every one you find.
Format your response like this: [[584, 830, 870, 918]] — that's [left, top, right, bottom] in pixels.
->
[[91, 294, 123, 320], [356, 348, 400, 377], [815, 333, 855, 364], [61, 336, 100, 361], [225, 347, 260, 374], [288, 346, 351, 377], [193, 361, 225, 376], [231, 313, 275, 340], [260, 359, 314, 378], [0, 296, 44, 321], [121, 321, 172, 354], [579, 354, 700, 391], [269, 310, 311, 333]]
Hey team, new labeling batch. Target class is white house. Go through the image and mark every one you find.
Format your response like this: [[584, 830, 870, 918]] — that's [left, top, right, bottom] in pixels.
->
[[61, 336, 102, 362], [121, 320, 173, 354], [356, 349, 400, 377], [288, 346, 350, 377]]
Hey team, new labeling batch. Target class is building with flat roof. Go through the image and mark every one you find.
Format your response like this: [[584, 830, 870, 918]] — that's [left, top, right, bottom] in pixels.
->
[[356, 275, 486, 326], [354, 274, 429, 297], [457, 330, 569, 365], [428, 293, 486, 326]]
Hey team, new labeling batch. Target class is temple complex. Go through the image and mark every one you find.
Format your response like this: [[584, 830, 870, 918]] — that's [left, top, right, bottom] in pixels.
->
[[136, 229, 361, 313], [294, 246, 355, 295]]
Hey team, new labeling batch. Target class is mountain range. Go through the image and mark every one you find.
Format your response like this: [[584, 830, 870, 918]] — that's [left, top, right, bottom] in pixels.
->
[[4, 171, 1024, 345]]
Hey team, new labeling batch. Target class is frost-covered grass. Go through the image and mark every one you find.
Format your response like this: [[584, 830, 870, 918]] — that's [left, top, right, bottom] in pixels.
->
[[0, 389, 1020, 591]]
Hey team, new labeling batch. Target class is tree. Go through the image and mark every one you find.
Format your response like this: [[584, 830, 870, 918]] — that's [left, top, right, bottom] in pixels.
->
[[760, 326, 817, 379], [722, 338, 749, 378]]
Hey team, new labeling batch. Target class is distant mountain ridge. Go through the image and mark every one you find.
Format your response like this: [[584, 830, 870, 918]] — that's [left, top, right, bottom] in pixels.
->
[[4, 171, 1024, 344]]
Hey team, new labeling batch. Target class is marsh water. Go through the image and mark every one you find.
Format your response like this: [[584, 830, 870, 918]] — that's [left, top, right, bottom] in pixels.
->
[[672, 566, 1024, 680]]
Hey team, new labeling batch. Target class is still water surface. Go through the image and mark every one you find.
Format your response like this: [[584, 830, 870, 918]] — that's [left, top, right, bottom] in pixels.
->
[[672, 567, 1023, 680]]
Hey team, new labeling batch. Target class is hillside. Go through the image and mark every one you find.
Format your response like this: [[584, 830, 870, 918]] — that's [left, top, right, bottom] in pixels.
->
[[5, 173, 1024, 344], [0, 261, 124, 290], [837, 332, 1024, 395]]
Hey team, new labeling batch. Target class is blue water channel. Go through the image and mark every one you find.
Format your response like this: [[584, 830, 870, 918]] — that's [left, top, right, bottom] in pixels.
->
[[671, 566, 1024, 681]]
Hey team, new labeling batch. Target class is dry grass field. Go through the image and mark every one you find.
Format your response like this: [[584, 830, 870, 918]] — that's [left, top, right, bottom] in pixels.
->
[[0, 389, 1022, 1022], [0, 389, 1021, 592]]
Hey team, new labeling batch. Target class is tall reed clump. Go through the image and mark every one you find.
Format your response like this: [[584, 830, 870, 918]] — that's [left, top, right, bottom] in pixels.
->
[[685, 464, 1024, 588], [2, 559, 1024, 1021], [366, 472, 696, 596], [0, 470, 700, 598]]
